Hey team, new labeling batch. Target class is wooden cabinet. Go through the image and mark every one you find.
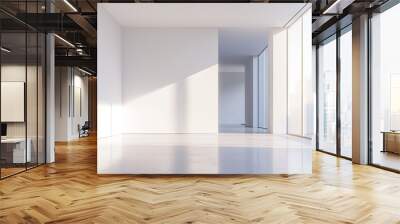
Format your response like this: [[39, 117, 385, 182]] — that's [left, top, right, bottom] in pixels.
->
[[382, 132, 400, 154]]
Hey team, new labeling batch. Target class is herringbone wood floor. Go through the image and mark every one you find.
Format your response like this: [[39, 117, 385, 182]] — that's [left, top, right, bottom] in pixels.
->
[[1, 135, 400, 224]]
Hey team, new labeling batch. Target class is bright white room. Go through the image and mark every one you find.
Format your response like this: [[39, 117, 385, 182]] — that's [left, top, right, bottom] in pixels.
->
[[97, 3, 314, 174]]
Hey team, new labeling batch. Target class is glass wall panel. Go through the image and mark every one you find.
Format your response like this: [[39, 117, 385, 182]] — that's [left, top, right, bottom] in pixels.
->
[[27, 31, 38, 169], [318, 37, 337, 154], [287, 18, 303, 136], [1, 31, 28, 177], [371, 3, 400, 171], [302, 10, 314, 138], [340, 29, 352, 158], [0, 3, 46, 179]]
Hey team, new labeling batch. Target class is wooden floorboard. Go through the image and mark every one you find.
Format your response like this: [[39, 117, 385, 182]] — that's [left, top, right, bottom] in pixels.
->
[[1, 135, 400, 223]]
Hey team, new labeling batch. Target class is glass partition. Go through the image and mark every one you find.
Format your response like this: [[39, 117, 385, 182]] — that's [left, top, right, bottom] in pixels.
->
[[27, 31, 38, 169], [287, 18, 303, 136], [287, 9, 313, 138], [317, 36, 337, 154], [0, 3, 46, 179], [1, 31, 28, 177]]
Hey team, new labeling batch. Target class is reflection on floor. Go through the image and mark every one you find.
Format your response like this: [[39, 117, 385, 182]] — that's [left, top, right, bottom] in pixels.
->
[[0, 167, 25, 178], [373, 151, 400, 170], [0, 162, 43, 179], [98, 133, 312, 174], [1, 135, 400, 223], [219, 124, 268, 133]]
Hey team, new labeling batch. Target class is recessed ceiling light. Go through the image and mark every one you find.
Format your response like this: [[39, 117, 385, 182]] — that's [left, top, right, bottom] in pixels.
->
[[1, 47, 11, 53], [63, 0, 78, 12], [54, 34, 75, 48], [78, 67, 93, 76]]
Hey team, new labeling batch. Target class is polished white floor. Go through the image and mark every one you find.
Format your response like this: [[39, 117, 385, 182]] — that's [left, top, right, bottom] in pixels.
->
[[98, 130, 312, 174]]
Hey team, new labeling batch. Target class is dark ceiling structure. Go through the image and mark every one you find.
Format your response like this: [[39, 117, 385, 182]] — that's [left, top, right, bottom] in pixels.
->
[[0, 0, 394, 75]]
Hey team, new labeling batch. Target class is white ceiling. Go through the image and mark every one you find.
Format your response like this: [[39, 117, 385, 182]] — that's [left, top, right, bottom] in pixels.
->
[[101, 3, 309, 67], [101, 3, 307, 28]]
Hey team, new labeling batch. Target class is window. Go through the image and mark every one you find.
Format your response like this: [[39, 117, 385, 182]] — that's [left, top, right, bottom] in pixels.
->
[[287, 9, 313, 138], [317, 37, 337, 154], [258, 48, 268, 129], [340, 29, 352, 158], [371, 3, 400, 171]]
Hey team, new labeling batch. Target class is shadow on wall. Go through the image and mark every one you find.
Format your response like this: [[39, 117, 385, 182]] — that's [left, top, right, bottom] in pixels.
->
[[122, 29, 218, 101], [121, 29, 219, 133], [123, 65, 219, 133]]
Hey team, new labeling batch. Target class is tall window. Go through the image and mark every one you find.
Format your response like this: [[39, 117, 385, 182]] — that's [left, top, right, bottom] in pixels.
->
[[340, 29, 352, 158], [287, 9, 313, 138], [258, 48, 267, 129], [318, 37, 337, 154], [371, 3, 400, 171]]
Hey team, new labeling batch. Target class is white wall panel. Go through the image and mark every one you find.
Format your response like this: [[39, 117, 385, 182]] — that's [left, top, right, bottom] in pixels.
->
[[219, 70, 245, 125], [97, 5, 123, 138], [287, 18, 303, 136], [271, 29, 288, 134], [121, 28, 219, 133]]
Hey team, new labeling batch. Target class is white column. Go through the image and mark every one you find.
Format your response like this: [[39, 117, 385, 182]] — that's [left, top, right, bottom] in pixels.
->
[[46, 33, 55, 163]]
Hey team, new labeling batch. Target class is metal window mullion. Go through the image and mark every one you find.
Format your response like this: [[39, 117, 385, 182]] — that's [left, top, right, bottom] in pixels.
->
[[24, 0, 28, 171], [336, 30, 341, 157], [316, 45, 320, 150], [367, 12, 373, 165], [0, 28, 2, 179]]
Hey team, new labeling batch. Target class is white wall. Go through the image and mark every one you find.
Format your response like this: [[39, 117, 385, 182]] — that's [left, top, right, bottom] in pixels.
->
[[97, 5, 123, 138], [287, 18, 303, 136], [55, 67, 70, 141], [54, 67, 89, 141], [219, 65, 245, 125], [122, 28, 219, 133], [72, 73, 89, 138]]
